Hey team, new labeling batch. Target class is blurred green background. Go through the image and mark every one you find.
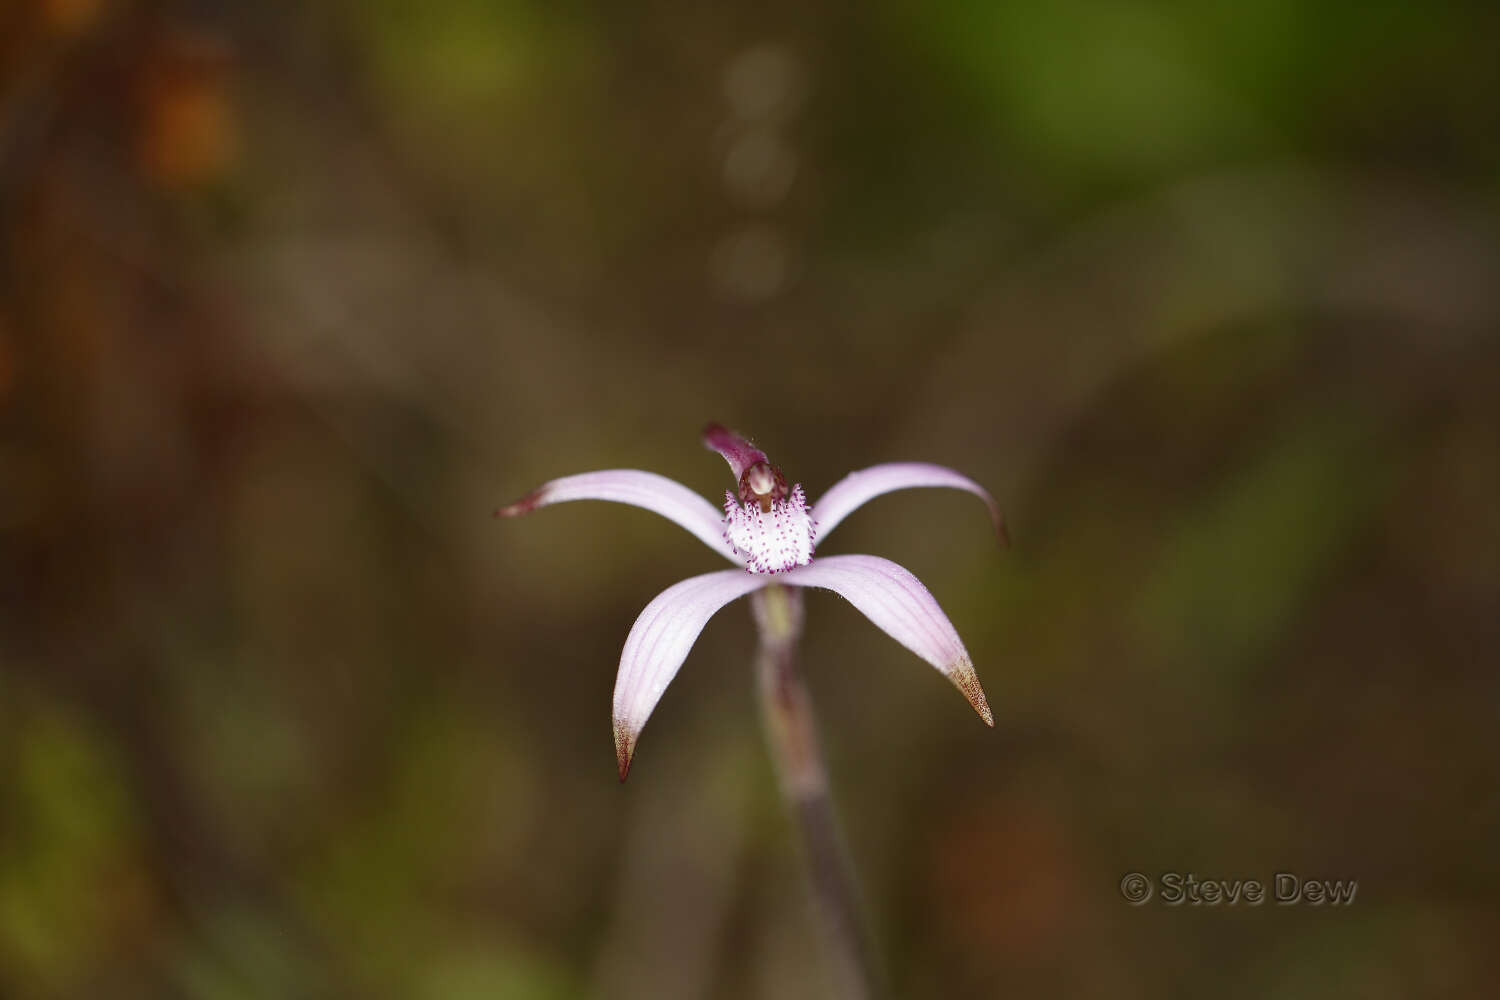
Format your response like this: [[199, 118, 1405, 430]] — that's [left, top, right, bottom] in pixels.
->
[[3, 1, 1498, 997]]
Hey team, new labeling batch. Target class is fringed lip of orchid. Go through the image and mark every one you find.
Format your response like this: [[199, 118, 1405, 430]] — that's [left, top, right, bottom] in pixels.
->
[[497, 423, 1006, 780]]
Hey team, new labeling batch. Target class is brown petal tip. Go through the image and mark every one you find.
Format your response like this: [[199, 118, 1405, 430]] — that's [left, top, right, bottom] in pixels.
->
[[951, 661, 995, 727], [494, 488, 545, 518], [982, 497, 1010, 548], [613, 722, 637, 783]]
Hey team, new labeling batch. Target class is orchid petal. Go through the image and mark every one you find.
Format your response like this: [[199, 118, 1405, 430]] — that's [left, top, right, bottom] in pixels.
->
[[702, 423, 770, 480], [810, 463, 1008, 545], [781, 555, 993, 726], [613, 568, 772, 779], [497, 470, 739, 564]]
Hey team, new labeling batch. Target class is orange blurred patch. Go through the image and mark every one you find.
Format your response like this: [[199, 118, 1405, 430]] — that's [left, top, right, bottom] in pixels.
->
[[928, 799, 1082, 966], [41, 0, 106, 36], [135, 31, 237, 188]]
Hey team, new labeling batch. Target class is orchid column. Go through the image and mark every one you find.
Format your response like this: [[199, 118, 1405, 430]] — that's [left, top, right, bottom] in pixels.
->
[[497, 424, 1006, 998]]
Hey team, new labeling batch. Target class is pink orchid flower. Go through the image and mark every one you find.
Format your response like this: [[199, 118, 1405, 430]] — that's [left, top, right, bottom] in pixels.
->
[[498, 424, 1006, 779]]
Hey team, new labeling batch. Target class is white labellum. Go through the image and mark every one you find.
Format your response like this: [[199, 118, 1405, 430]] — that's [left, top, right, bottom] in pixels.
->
[[723, 484, 816, 574]]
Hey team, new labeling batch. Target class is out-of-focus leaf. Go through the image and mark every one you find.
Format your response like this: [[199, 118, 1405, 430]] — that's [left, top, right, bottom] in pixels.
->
[[1133, 409, 1396, 678], [0, 700, 153, 994], [415, 945, 576, 1000]]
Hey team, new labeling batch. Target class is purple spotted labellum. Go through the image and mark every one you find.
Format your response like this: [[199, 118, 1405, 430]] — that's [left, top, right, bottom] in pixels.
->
[[497, 423, 1006, 780]]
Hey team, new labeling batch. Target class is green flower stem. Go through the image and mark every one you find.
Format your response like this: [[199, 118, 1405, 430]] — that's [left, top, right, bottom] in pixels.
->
[[752, 584, 881, 1000]]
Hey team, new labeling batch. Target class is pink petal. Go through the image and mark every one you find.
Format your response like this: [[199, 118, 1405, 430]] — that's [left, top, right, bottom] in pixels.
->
[[702, 423, 770, 480], [810, 463, 1008, 545], [780, 554, 994, 726], [496, 470, 739, 564], [613, 569, 772, 779]]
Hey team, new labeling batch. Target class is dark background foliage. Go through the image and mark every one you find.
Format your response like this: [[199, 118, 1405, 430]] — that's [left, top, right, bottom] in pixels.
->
[[2, 1, 1497, 997]]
